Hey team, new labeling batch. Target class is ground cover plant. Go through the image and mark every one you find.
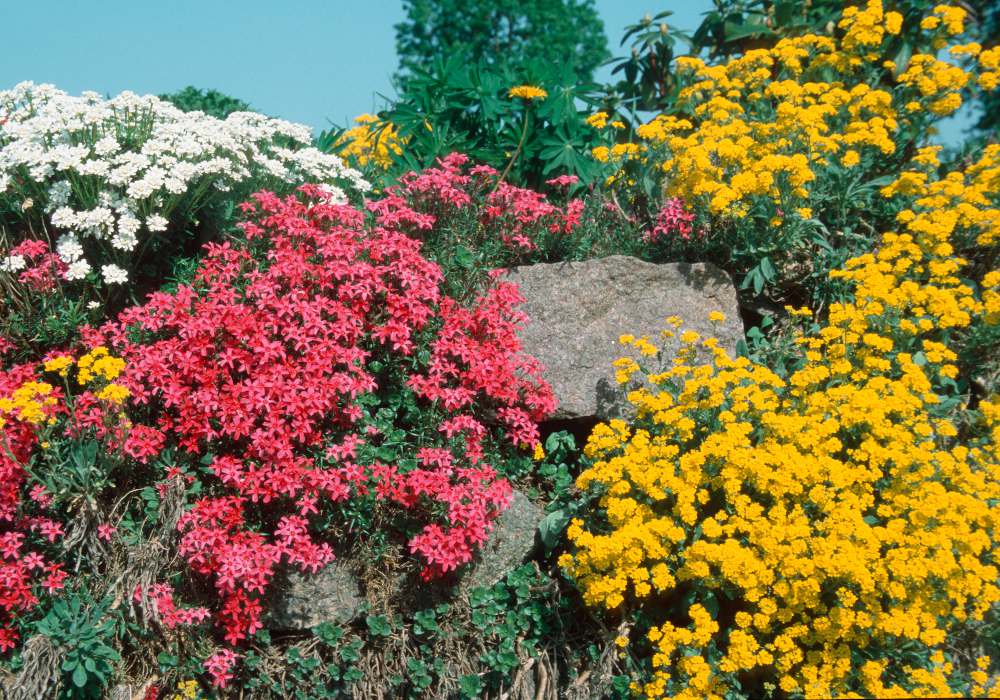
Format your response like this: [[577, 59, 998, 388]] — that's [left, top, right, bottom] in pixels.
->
[[0, 83, 368, 360], [0, 0, 998, 697]]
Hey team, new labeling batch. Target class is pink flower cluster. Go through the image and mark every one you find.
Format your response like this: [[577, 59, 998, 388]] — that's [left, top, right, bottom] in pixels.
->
[[203, 648, 240, 688], [142, 582, 210, 629], [0, 364, 69, 652], [103, 184, 554, 654], [373, 153, 585, 254], [2, 240, 66, 292], [645, 197, 697, 243]]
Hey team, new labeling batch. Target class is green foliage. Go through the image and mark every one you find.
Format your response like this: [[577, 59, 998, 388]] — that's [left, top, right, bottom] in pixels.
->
[[35, 593, 121, 699], [689, 0, 994, 58], [158, 86, 253, 119], [607, 11, 691, 115], [394, 0, 608, 87], [348, 54, 610, 189], [0, 282, 98, 364]]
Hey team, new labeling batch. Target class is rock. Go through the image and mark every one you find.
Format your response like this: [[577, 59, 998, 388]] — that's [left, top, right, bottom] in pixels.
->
[[464, 491, 543, 590], [506, 256, 742, 421], [270, 560, 363, 630]]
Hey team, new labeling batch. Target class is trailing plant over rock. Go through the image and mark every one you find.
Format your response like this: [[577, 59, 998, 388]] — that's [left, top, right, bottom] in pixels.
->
[[91, 184, 555, 677]]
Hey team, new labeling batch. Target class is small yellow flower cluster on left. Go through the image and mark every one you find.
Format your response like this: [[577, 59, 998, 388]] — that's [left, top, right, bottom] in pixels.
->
[[508, 85, 548, 101], [170, 679, 200, 700], [334, 114, 405, 169], [42, 355, 74, 377], [0, 381, 57, 427]]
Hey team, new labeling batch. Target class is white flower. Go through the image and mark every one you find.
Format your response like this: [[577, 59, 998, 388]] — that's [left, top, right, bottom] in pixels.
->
[[64, 259, 91, 281], [100, 263, 128, 285], [56, 234, 84, 262], [111, 230, 138, 251], [50, 206, 79, 230], [1, 81, 370, 285], [46, 181, 72, 210], [316, 183, 347, 205], [94, 135, 119, 156], [0, 255, 26, 272], [86, 301, 101, 310], [20, 198, 33, 211], [145, 214, 169, 232]]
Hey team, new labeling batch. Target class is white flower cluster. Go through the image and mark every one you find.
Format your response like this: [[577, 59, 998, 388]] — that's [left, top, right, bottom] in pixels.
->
[[0, 82, 370, 285]]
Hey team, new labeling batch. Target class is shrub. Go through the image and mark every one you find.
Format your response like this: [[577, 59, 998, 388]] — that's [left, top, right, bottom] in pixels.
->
[[159, 86, 253, 119], [326, 57, 610, 189], [0, 347, 133, 657], [560, 142, 1000, 697], [0, 82, 368, 303], [591, 1, 1000, 309], [366, 152, 638, 297], [95, 184, 554, 667]]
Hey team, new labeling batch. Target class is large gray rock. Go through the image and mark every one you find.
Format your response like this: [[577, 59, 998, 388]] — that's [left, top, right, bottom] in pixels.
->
[[464, 491, 543, 590], [507, 256, 742, 421], [270, 560, 363, 630]]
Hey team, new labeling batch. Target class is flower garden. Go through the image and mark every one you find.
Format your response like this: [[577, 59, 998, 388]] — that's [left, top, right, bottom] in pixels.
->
[[0, 1, 998, 698]]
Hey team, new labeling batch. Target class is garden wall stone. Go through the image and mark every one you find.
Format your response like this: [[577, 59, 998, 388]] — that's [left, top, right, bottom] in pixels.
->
[[268, 490, 541, 628], [270, 561, 364, 630], [506, 256, 742, 421], [462, 490, 543, 590]]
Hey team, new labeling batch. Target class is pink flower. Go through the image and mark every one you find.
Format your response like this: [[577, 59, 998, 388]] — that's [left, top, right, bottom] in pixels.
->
[[545, 174, 579, 187], [28, 485, 52, 509], [204, 649, 239, 688], [646, 198, 696, 243], [97, 524, 116, 542], [95, 181, 555, 646]]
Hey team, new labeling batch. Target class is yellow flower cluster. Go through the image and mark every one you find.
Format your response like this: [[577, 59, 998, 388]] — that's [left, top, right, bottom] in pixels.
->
[[586, 111, 609, 129], [76, 346, 125, 385], [333, 114, 404, 169], [42, 355, 73, 377], [170, 680, 200, 700], [598, 1, 996, 219], [0, 381, 57, 427], [562, 145, 1000, 698], [508, 85, 548, 101]]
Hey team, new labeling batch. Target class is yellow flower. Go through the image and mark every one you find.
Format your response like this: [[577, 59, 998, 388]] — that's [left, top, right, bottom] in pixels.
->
[[333, 114, 404, 169], [565, 139, 1000, 700], [43, 355, 74, 377], [96, 383, 130, 404], [508, 85, 548, 101], [709, 311, 726, 323], [586, 112, 609, 129]]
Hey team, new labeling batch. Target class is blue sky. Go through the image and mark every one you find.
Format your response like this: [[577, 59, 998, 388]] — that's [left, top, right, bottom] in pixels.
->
[[3, 0, 974, 142]]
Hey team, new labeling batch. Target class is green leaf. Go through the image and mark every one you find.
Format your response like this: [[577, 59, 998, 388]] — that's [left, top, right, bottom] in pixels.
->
[[459, 674, 483, 697], [723, 20, 773, 41], [156, 652, 178, 669], [760, 256, 776, 282], [538, 509, 570, 551], [72, 665, 88, 688], [366, 614, 393, 636]]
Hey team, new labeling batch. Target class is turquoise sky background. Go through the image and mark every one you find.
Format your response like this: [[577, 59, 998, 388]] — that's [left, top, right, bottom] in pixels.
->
[[2, 0, 974, 142]]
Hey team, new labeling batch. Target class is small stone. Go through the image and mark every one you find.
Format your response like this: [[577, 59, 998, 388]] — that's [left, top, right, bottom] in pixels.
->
[[464, 491, 543, 590], [270, 560, 363, 630], [506, 256, 742, 421]]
